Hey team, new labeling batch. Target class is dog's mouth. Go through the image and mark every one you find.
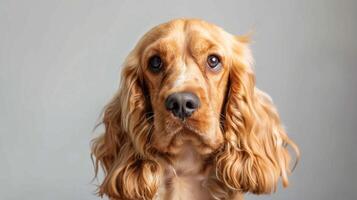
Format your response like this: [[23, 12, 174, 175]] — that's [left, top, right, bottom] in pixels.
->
[[158, 119, 222, 155], [164, 118, 203, 136]]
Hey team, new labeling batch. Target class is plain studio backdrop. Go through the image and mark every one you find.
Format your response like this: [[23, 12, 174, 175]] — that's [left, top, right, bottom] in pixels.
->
[[1, 0, 356, 200]]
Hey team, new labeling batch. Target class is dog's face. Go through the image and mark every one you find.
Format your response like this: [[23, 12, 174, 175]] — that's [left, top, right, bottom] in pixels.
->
[[92, 19, 299, 200], [140, 20, 233, 155]]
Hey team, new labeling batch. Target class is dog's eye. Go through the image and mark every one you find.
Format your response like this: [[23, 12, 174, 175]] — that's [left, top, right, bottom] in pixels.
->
[[148, 55, 163, 73], [207, 55, 221, 71]]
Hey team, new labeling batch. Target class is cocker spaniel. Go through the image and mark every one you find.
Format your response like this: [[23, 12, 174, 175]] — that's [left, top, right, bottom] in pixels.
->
[[91, 19, 299, 200]]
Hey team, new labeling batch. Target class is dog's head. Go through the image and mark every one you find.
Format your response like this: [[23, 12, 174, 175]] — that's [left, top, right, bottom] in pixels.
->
[[92, 19, 299, 200]]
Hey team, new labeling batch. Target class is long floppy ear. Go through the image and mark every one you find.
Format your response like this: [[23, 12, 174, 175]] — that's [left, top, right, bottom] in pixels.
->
[[91, 51, 161, 200], [215, 37, 299, 194]]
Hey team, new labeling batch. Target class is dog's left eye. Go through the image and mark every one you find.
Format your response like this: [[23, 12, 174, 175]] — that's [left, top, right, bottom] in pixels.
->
[[207, 55, 221, 71]]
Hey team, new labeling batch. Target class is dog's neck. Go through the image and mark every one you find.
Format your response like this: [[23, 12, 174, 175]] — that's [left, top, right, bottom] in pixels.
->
[[155, 142, 244, 200], [156, 142, 213, 200], [169, 143, 210, 175]]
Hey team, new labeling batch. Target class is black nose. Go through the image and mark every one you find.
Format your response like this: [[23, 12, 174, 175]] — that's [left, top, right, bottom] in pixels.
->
[[165, 92, 200, 120]]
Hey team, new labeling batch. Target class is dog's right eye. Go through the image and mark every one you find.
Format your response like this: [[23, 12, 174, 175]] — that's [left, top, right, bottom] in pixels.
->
[[148, 55, 163, 73]]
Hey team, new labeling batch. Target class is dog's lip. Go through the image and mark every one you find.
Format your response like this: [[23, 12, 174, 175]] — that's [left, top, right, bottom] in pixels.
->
[[168, 123, 200, 136], [163, 123, 190, 135], [163, 113, 203, 135]]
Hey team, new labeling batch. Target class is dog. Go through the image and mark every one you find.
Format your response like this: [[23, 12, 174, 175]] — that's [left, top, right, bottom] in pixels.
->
[[91, 18, 299, 200]]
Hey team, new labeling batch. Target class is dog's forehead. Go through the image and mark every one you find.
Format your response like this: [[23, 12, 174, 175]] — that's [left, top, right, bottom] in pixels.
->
[[154, 19, 224, 38], [138, 19, 233, 56]]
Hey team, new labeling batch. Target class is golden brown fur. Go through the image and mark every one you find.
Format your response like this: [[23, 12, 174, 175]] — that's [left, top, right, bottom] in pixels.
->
[[91, 19, 299, 200]]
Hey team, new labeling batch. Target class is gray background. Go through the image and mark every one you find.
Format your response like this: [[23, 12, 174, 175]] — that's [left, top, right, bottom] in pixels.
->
[[1, 0, 356, 199]]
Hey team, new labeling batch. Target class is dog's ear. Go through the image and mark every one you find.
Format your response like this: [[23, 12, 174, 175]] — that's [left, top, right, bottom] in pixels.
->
[[215, 36, 299, 194], [91, 51, 161, 200]]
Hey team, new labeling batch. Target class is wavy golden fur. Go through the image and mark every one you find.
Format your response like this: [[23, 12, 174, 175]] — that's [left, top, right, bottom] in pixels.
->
[[91, 19, 299, 200]]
